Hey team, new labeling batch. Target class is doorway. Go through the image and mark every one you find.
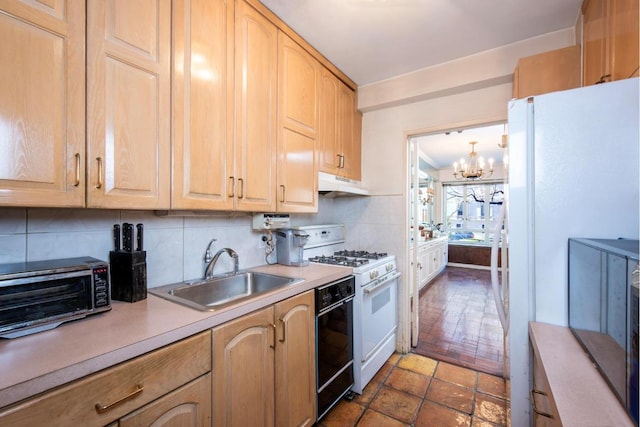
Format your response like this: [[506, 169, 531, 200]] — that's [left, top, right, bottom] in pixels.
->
[[407, 122, 508, 376]]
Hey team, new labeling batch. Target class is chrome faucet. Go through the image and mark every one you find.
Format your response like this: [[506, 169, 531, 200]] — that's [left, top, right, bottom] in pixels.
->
[[204, 248, 239, 279]]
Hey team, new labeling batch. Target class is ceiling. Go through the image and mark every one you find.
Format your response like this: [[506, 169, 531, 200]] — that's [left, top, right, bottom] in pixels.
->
[[414, 123, 507, 170], [259, 0, 582, 86]]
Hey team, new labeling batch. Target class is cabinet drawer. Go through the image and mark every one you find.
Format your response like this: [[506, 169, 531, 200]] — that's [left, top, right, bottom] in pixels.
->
[[0, 331, 211, 426]]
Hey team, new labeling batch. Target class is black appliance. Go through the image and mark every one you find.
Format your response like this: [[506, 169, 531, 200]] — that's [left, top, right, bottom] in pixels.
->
[[315, 275, 355, 421], [0, 257, 111, 339]]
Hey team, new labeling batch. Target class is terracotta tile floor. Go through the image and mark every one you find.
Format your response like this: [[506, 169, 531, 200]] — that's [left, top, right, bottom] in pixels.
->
[[414, 267, 505, 376], [317, 352, 510, 427]]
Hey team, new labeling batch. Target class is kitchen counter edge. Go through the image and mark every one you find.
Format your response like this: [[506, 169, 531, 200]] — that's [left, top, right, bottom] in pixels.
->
[[0, 263, 352, 408]]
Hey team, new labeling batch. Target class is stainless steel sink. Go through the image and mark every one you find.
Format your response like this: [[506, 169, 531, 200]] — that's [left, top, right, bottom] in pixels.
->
[[149, 271, 303, 311]]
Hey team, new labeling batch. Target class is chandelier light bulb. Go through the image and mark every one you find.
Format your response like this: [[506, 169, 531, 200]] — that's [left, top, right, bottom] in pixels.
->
[[452, 141, 494, 180]]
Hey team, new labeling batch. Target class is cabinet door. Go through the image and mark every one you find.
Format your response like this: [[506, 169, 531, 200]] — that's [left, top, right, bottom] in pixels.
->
[[515, 45, 581, 97], [338, 83, 360, 180], [235, 0, 278, 212], [318, 68, 340, 175], [532, 349, 561, 427], [274, 291, 316, 427], [87, 0, 171, 209], [417, 247, 429, 289], [583, 0, 611, 85], [350, 105, 363, 181], [119, 374, 211, 427], [172, 0, 234, 210], [0, 0, 85, 207], [277, 32, 319, 213], [610, 0, 639, 81], [212, 306, 275, 427]]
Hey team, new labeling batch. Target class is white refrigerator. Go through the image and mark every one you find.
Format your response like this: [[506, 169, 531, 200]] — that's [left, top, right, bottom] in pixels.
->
[[506, 77, 639, 426]]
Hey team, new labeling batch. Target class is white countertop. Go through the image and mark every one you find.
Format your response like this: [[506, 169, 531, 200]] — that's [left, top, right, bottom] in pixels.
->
[[0, 263, 352, 408]]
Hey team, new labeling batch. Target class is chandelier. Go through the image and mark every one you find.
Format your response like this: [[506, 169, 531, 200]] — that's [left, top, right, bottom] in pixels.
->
[[453, 141, 494, 180]]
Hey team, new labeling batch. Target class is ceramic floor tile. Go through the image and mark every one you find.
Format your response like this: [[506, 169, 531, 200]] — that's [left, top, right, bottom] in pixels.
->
[[318, 401, 365, 427], [471, 417, 503, 427], [356, 409, 410, 427], [474, 393, 508, 426], [370, 361, 394, 384], [397, 353, 438, 376], [415, 401, 471, 427], [354, 380, 382, 405], [426, 378, 474, 414], [385, 367, 430, 397], [369, 386, 422, 424], [322, 267, 512, 426], [434, 362, 477, 389], [414, 267, 505, 377], [477, 373, 507, 399], [387, 352, 401, 366]]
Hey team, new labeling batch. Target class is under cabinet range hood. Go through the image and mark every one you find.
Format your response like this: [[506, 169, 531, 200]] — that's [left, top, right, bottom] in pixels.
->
[[318, 172, 369, 197]]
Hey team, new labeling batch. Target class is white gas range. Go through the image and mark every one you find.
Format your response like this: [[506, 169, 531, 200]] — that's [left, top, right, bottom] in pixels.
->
[[296, 224, 400, 394]]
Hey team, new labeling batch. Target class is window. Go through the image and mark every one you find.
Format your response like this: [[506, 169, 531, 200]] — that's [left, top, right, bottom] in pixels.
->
[[444, 182, 504, 245]]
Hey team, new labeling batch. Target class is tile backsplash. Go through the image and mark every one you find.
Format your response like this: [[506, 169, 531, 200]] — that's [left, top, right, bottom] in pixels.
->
[[0, 194, 405, 288]]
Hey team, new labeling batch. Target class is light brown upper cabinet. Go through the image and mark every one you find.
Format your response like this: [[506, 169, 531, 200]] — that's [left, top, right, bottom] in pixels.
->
[[276, 33, 320, 213], [512, 45, 581, 99], [234, 0, 278, 212], [319, 69, 340, 176], [319, 69, 362, 181], [86, 0, 171, 209], [172, 0, 235, 210], [318, 67, 362, 180], [338, 82, 361, 180], [582, 0, 639, 86], [0, 1, 85, 207]]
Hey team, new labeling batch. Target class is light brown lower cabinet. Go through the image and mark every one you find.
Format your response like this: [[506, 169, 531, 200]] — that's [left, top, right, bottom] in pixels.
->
[[0, 332, 211, 427], [212, 290, 316, 427], [531, 347, 561, 427]]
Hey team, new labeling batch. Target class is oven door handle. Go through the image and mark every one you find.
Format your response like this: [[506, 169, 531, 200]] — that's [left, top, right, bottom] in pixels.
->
[[363, 271, 401, 294]]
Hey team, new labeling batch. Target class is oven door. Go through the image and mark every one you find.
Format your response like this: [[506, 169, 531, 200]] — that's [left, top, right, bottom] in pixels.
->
[[316, 297, 354, 420], [359, 272, 400, 362], [0, 270, 93, 338]]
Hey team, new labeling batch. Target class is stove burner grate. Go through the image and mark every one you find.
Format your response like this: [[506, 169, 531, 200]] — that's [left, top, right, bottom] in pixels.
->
[[308, 255, 370, 268], [333, 250, 389, 260]]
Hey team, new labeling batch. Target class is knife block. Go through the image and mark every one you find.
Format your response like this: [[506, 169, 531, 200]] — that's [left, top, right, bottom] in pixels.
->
[[109, 251, 147, 302]]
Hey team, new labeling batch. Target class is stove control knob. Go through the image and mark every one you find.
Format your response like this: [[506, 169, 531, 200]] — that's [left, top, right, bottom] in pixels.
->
[[323, 294, 332, 305], [386, 263, 393, 272]]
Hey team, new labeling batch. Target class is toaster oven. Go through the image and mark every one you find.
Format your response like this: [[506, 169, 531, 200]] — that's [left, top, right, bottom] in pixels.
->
[[0, 257, 111, 339]]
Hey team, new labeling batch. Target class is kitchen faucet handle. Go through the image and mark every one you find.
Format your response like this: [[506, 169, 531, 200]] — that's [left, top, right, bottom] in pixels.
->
[[204, 238, 217, 263]]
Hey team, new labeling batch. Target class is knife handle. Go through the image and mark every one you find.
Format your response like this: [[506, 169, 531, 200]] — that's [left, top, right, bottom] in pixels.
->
[[113, 224, 121, 251], [136, 223, 143, 252], [122, 223, 133, 252]]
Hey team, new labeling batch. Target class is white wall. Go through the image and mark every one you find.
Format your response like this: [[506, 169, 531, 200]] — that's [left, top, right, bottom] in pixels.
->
[[362, 83, 513, 196]]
